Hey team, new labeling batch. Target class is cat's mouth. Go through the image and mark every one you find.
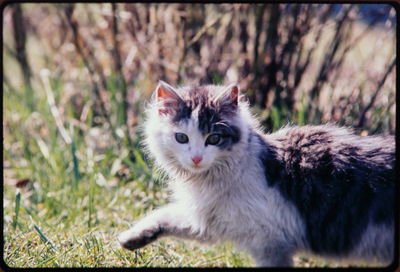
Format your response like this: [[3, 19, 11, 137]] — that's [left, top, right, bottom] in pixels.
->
[[186, 163, 208, 173]]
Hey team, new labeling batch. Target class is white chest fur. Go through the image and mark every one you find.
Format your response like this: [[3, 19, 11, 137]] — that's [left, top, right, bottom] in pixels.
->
[[169, 149, 307, 253]]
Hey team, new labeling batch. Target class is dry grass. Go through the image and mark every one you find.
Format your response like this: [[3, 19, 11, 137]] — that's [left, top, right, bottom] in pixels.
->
[[3, 3, 395, 268]]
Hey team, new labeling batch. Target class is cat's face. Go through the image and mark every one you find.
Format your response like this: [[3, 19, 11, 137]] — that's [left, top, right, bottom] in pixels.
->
[[145, 81, 242, 175]]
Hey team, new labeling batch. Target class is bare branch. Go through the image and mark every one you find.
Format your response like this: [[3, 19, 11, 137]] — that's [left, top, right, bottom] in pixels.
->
[[356, 57, 396, 128], [187, 15, 223, 47], [63, 4, 115, 134]]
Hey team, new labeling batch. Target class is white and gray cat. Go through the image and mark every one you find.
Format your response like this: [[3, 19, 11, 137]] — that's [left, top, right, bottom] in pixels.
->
[[118, 81, 395, 267]]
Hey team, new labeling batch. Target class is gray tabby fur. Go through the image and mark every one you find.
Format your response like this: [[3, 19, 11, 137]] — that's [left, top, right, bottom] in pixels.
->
[[118, 82, 395, 267]]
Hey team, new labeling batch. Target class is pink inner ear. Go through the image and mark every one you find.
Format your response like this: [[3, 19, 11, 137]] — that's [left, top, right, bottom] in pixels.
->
[[157, 86, 175, 101], [157, 86, 178, 115], [230, 86, 238, 98], [155, 82, 182, 116], [229, 86, 239, 104]]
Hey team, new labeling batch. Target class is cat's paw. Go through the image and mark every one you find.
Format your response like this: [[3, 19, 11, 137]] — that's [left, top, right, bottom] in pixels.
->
[[118, 226, 164, 251]]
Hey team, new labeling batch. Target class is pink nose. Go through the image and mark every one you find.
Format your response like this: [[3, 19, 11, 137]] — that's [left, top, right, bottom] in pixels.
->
[[191, 156, 203, 165]]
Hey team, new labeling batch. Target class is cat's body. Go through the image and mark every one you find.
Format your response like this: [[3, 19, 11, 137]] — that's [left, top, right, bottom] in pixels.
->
[[118, 82, 395, 267]]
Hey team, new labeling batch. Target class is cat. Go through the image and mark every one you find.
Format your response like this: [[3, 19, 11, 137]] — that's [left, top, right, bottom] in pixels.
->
[[118, 81, 395, 267]]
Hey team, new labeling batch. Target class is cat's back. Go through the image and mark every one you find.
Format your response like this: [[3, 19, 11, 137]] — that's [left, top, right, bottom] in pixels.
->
[[258, 124, 394, 260], [267, 124, 394, 177]]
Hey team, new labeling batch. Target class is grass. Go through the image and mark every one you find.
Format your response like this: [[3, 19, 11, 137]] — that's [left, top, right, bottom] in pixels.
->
[[3, 77, 260, 267], [2, 14, 393, 266], [4, 79, 381, 268]]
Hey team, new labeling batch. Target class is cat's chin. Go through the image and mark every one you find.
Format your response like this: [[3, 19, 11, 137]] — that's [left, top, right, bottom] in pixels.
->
[[183, 165, 210, 174]]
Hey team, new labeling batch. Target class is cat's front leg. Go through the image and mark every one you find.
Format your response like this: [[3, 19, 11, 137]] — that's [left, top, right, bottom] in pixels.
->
[[118, 217, 165, 251], [118, 203, 199, 251]]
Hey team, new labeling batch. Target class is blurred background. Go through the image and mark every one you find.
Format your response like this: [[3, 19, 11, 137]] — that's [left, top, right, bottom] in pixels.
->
[[3, 3, 397, 267]]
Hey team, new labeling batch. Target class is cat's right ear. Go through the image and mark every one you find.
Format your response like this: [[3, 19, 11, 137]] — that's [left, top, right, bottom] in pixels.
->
[[154, 81, 182, 116]]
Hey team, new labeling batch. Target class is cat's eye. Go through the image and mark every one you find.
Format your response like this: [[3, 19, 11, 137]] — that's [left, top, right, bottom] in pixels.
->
[[175, 133, 189, 144], [206, 134, 221, 145]]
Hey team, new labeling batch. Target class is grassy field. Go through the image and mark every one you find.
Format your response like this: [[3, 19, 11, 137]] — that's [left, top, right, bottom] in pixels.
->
[[3, 3, 395, 268], [3, 72, 262, 267], [3, 77, 378, 268]]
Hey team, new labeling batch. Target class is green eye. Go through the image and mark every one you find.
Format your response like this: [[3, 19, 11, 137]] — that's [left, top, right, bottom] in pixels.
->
[[175, 133, 189, 144], [206, 134, 221, 145]]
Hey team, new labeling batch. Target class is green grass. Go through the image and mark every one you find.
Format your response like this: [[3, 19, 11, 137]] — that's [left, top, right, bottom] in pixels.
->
[[3, 68, 390, 267], [3, 74, 387, 268], [3, 3, 394, 266], [3, 78, 258, 268]]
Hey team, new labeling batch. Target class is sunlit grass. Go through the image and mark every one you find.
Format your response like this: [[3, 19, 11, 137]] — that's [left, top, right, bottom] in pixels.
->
[[3, 53, 392, 267], [3, 5, 393, 265], [4, 73, 378, 267], [3, 75, 256, 267]]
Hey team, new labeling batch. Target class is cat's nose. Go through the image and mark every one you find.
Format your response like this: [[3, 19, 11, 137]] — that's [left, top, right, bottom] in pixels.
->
[[191, 156, 203, 165]]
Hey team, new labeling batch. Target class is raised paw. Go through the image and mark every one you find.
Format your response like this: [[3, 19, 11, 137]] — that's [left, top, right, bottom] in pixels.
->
[[118, 226, 164, 251]]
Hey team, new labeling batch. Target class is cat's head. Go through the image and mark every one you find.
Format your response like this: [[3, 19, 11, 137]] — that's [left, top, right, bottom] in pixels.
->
[[144, 81, 250, 177]]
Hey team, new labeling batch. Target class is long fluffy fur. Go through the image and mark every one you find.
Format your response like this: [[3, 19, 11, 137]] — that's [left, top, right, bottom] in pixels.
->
[[118, 83, 395, 267]]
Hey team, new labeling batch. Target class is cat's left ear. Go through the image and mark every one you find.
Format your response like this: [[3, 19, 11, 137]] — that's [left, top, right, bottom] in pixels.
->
[[215, 84, 239, 109]]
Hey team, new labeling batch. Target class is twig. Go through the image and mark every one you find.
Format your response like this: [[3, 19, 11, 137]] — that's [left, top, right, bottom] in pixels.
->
[[40, 69, 72, 145], [356, 58, 396, 128], [260, 4, 281, 109], [294, 4, 334, 90], [123, 23, 179, 74], [309, 5, 353, 102], [252, 4, 266, 73], [111, 3, 135, 161], [278, 4, 302, 111], [187, 15, 223, 47], [111, 4, 129, 121], [11, 4, 31, 89], [330, 15, 381, 85], [200, 10, 235, 84], [307, 5, 353, 123], [11, 3, 33, 110], [63, 4, 116, 136], [177, 7, 188, 84]]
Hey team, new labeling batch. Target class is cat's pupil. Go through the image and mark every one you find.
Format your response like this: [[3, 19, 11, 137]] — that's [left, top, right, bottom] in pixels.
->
[[175, 133, 189, 144], [206, 134, 221, 145]]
